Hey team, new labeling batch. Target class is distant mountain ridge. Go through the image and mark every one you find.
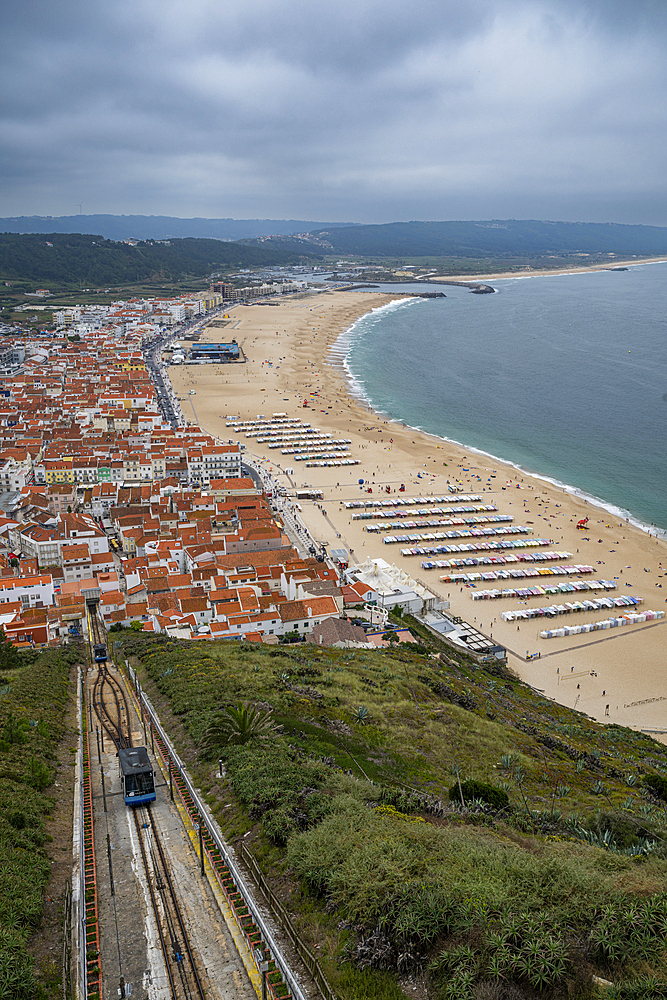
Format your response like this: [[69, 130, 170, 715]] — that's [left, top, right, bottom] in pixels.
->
[[6, 216, 667, 259], [309, 219, 667, 258], [0, 214, 357, 241]]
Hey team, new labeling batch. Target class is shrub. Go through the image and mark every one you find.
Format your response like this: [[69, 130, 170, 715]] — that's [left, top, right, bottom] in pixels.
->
[[448, 780, 509, 811], [0, 628, 19, 672], [223, 741, 337, 843], [644, 773, 667, 802]]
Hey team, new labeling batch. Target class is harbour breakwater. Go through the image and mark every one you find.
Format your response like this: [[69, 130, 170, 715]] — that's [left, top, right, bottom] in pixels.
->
[[436, 281, 495, 293], [340, 284, 446, 297]]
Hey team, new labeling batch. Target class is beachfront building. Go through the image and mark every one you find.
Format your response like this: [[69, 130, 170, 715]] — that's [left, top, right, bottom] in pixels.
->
[[187, 342, 240, 363], [345, 557, 445, 615], [186, 445, 242, 484]]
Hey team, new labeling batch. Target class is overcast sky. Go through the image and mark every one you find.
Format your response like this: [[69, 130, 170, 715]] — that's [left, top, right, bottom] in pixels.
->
[[2, 0, 667, 225]]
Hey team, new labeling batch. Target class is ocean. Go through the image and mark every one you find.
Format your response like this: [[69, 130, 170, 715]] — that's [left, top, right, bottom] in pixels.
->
[[329, 263, 667, 535]]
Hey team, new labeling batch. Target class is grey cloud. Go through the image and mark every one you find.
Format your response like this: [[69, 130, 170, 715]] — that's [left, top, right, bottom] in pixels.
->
[[1, 0, 667, 224]]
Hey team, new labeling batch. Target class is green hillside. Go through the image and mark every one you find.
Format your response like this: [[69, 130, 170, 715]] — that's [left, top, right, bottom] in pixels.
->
[[0, 645, 79, 998], [119, 625, 667, 1000], [310, 219, 667, 259], [0, 232, 320, 287]]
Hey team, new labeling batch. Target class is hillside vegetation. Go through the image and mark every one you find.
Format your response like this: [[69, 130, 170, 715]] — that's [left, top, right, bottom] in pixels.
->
[[0, 232, 320, 288], [310, 219, 667, 260], [0, 644, 78, 999], [120, 626, 667, 1000]]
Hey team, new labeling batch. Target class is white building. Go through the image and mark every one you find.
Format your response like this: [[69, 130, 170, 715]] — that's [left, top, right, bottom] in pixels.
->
[[0, 458, 33, 492], [345, 557, 444, 615], [0, 573, 54, 610]]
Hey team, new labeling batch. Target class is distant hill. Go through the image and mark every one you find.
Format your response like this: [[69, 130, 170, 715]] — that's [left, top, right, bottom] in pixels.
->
[[0, 214, 357, 241], [310, 219, 667, 258], [0, 233, 321, 286]]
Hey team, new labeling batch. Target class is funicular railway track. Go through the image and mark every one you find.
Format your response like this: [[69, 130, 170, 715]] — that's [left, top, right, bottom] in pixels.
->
[[134, 805, 207, 1000], [89, 602, 132, 749], [87, 602, 207, 1000]]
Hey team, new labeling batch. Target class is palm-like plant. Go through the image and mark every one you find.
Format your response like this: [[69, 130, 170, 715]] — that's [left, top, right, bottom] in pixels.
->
[[200, 701, 277, 751]]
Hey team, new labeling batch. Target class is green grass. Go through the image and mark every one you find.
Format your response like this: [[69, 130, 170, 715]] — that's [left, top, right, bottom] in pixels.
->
[[119, 633, 667, 998], [0, 647, 78, 998]]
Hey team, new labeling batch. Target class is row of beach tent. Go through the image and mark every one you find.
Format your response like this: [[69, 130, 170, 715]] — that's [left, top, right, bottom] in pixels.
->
[[272, 438, 351, 450], [261, 431, 333, 442], [295, 451, 350, 461], [305, 458, 359, 468], [265, 433, 333, 444], [282, 444, 348, 455], [384, 520, 522, 544], [256, 427, 326, 437], [344, 494, 482, 509], [227, 418, 304, 430], [541, 610, 663, 637], [367, 512, 506, 533], [258, 433, 329, 442], [403, 536, 550, 558], [352, 503, 497, 521], [502, 595, 642, 621], [421, 549, 567, 570], [444, 566, 602, 587]]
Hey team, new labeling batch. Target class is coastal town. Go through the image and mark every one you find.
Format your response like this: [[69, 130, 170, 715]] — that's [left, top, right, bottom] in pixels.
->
[[2, 278, 667, 698], [0, 282, 455, 653]]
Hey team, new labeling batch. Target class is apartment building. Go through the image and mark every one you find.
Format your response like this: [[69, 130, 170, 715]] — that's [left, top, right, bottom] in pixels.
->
[[0, 573, 54, 609]]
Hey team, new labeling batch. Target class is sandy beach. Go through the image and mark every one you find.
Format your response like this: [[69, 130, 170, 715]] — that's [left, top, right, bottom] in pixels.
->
[[169, 288, 667, 739], [430, 255, 667, 282]]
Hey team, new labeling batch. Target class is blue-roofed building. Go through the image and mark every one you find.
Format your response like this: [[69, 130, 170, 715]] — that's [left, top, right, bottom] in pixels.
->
[[188, 342, 241, 362]]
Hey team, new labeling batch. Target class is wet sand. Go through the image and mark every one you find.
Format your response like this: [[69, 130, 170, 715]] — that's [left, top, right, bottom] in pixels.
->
[[169, 289, 667, 739]]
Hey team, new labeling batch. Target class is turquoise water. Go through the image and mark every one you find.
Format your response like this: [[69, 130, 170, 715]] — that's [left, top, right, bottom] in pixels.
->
[[335, 264, 667, 533]]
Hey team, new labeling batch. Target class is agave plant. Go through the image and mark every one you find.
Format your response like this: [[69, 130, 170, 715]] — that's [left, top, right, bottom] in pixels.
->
[[484, 931, 505, 954], [499, 753, 519, 772], [640, 897, 667, 936], [589, 921, 627, 965], [442, 967, 476, 1000], [200, 701, 277, 750], [429, 944, 476, 974], [501, 914, 526, 946], [606, 974, 667, 999], [484, 952, 507, 981], [630, 928, 658, 961], [516, 936, 568, 991]]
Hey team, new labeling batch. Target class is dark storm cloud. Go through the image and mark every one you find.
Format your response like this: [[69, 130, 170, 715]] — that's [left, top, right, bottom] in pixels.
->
[[1, 0, 667, 224]]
